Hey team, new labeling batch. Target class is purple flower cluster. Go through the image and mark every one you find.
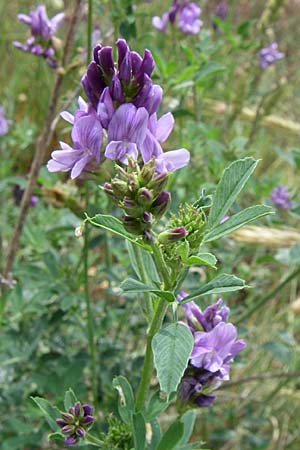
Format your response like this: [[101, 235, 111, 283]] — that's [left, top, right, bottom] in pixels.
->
[[270, 186, 292, 210], [56, 402, 94, 446], [258, 42, 284, 69], [14, 5, 64, 68], [47, 39, 190, 179], [214, 2, 228, 21], [0, 106, 12, 136], [152, 1, 203, 35], [178, 293, 246, 406]]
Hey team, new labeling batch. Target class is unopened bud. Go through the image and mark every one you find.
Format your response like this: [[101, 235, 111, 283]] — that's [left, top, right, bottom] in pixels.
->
[[137, 187, 153, 205], [122, 216, 143, 235], [150, 191, 171, 218], [148, 172, 168, 194], [103, 182, 118, 201], [111, 179, 128, 198], [158, 226, 188, 244], [122, 196, 144, 217], [139, 159, 156, 184]]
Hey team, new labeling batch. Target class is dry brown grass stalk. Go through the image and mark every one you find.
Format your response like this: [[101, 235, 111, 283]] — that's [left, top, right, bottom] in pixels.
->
[[231, 226, 300, 247]]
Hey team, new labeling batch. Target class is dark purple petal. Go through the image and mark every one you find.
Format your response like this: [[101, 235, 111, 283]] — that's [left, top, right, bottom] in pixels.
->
[[98, 46, 114, 75]]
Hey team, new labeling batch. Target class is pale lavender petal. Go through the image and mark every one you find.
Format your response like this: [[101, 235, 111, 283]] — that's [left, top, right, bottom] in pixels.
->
[[152, 13, 169, 32], [128, 107, 149, 145], [72, 115, 103, 162], [60, 111, 74, 124], [140, 130, 163, 163], [17, 13, 32, 25], [155, 148, 190, 172], [71, 154, 91, 179], [50, 12, 65, 33], [156, 112, 174, 142], [108, 103, 136, 142]]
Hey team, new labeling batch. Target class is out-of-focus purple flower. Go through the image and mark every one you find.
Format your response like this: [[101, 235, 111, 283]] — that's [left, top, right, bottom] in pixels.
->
[[179, 295, 246, 407], [12, 185, 39, 207], [178, 2, 203, 35], [152, 12, 169, 32], [258, 42, 284, 69], [153, 1, 202, 35], [82, 39, 156, 114], [0, 106, 12, 136], [214, 2, 228, 21], [14, 5, 64, 68], [270, 186, 292, 209], [56, 401, 94, 446], [47, 111, 103, 178], [105, 104, 149, 164]]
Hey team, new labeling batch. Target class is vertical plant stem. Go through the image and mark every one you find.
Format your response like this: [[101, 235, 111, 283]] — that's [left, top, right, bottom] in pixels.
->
[[132, 244, 154, 319], [84, 0, 98, 410], [135, 241, 171, 411], [135, 298, 169, 411], [1, 0, 82, 299]]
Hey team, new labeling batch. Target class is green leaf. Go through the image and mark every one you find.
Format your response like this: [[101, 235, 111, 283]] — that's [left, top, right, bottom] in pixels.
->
[[86, 214, 149, 249], [208, 158, 259, 229], [155, 420, 185, 450], [64, 388, 77, 411], [177, 242, 217, 268], [132, 412, 146, 450], [112, 376, 135, 424], [196, 61, 226, 83], [152, 323, 194, 396], [48, 432, 64, 442], [178, 411, 196, 445], [145, 391, 176, 421], [31, 397, 60, 431], [148, 419, 162, 450], [121, 278, 176, 302], [204, 205, 273, 242], [182, 273, 246, 303], [126, 242, 159, 283]]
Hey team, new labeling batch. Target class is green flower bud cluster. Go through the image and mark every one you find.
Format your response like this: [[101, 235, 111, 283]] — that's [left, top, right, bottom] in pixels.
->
[[169, 204, 206, 252], [103, 159, 170, 238]]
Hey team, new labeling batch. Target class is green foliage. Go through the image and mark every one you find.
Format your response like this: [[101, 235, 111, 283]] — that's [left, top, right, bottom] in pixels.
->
[[152, 323, 194, 396]]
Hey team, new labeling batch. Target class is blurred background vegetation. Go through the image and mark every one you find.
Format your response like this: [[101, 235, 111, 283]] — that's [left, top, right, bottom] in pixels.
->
[[1, 0, 300, 449]]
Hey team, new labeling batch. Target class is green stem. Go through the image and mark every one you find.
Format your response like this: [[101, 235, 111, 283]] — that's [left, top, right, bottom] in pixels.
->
[[84, 184, 98, 410], [236, 266, 300, 325], [84, 0, 98, 410], [135, 298, 169, 411], [85, 432, 103, 446], [132, 244, 154, 319], [135, 240, 171, 411]]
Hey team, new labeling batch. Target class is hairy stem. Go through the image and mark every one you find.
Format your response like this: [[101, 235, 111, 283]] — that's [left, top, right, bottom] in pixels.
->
[[84, 0, 98, 411], [1, 0, 82, 298], [135, 240, 171, 411]]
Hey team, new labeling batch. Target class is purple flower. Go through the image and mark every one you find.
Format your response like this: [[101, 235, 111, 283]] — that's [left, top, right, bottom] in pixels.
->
[[105, 103, 149, 164], [179, 296, 246, 407], [56, 401, 94, 446], [178, 2, 203, 35], [141, 112, 190, 173], [152, 1, 202, 35], [258, 42, 284, 69], [182, 297, 229, 332], [12, 185, 38, 207], [190, 322, 246, 372], [47, 111, 103, 178], [82, 39, 157, 114], [270, 186, 292, 209], [14, 5, 64, 67], [214, 2, 228, 21], [152, 12, 170, 32], [0, 106, 12, 136]]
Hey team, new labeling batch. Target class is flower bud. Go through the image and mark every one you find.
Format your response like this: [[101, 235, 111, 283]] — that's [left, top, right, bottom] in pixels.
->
[[148, 172, 168, 194], [111, 179, 128, 198], [137, 187, 153, 205], [158, 227, 188, 244], [122, 196, 144, 217], [122, 216, 143, 235], [103, 182, 118, 201], [139, 159, 156, 184], [150, 191, 171, 218]]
